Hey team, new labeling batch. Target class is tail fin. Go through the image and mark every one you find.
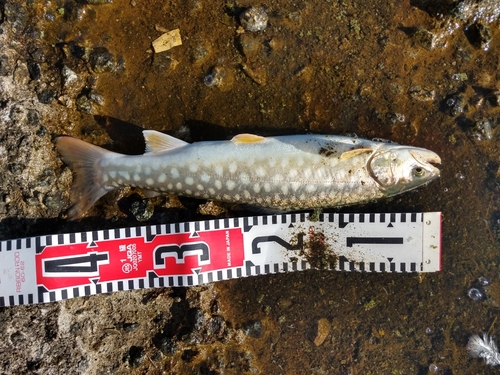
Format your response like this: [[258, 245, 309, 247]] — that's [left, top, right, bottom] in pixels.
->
[[55, 136, 118, 219]]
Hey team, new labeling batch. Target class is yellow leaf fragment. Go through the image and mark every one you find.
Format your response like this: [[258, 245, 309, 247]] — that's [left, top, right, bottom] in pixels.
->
[[152, 29, 182, 53], [313, 318, 331, 346]]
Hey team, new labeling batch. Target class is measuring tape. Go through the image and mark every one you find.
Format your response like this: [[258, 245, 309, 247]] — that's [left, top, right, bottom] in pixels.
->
[[0, 212, 441, 307]]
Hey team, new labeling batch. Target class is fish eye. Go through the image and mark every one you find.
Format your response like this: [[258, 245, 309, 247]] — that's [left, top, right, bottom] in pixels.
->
[[413, 167, 425, 177]]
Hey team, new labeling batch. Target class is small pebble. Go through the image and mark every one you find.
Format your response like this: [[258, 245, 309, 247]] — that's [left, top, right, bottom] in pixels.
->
[[37, 89, 56, 104], [130, 199, 154, 221], [76, 94, 92, 113], [413, 28, 436, 50], [466, 22, 492, 51], [89, 47, 115, 73], [470, 119, 492, 141], [27, 60, 41, 80], [446, 93, 466, 116], [240, 6, 268, 32], [88, 89, 105, 106], [0, 54, 12, 76], [43, 195, 62, 211], [238, 33, 262, 57], [452, 72, 468, 81], [61, 65, 78, 86], [409, 86, 435, 102], [242, 320, 262, 338]]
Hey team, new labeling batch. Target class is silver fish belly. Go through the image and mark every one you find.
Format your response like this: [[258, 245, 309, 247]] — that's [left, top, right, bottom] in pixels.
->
[[55, 131, 441, 219]]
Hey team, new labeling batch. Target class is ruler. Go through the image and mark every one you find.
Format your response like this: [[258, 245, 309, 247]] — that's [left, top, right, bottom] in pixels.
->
[[0, 212, 441, 307]]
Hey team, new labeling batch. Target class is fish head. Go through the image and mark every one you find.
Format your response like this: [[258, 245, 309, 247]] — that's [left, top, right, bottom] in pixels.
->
[[367, 145, 441, 195]]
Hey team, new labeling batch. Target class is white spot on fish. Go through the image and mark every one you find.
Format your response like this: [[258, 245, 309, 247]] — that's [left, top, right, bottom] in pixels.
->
[[167, 183, 173, 190], [256, 167, 266, 178], [202, 194, 210, 199], [189, 164, 198, 173], [306, 185, 316, 193], [215, 180, 222, 189], [253, 183, 260, 193], [280, 158, 289, 168], [239, 172, 249, 181], [208, 187, 216, 194], [146, 178, 154, 185], [234, 194, 241, 200], [158, 173, 167, 183], [273, 174, 283, 182], [229, 162, 238, 174], [200, 173, 210, 182], [102, 174, 109, 183], [185, 189, 192, 195], [226, 180, 236, 190], [288, 169, 298, 179], [243, 190, 251, 198], [109, 171, 117, 179], [133, 174, 141, 182], [135, 165, 142, 173], [185, 176, 194, 185], [281, 185, 289, 195], [117, 178, 123, 185], [215, 165, 223, 176], [268, 159, 276, 168], [194, 192, 200, 197], [171, 168, 179, 178], [145, 166, 152, 175], [119, 171, 130, 180], [196, 184, 204, 191], [296, 157, 304, 167], [176, 182, 182, 190], [264, 182, 271, 192]]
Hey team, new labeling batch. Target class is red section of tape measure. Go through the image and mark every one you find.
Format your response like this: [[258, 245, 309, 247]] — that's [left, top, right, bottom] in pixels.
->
[[35, 229, 244, 291]]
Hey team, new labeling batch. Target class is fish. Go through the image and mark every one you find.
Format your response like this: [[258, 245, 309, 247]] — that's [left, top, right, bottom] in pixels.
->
[[55, 131, 441, 219]]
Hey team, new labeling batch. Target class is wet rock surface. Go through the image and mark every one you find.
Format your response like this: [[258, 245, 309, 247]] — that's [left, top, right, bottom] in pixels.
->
[[0, 0, 500, 374]]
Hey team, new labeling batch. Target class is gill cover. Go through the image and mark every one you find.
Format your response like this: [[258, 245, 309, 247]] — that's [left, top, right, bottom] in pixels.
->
[[367, 146, 441, 194]]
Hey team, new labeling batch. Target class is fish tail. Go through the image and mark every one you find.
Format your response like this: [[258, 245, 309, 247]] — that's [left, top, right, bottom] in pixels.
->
[[55, 136, 117, 219]]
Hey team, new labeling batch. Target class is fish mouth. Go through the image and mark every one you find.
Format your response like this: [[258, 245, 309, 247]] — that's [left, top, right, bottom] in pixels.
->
[[410, 150, 441, 175]]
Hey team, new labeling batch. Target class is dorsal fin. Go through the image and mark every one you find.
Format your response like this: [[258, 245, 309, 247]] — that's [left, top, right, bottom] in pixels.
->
[[143, 130, 189, 153], [231, 133, 266, 144], [340, 148, 373, 160]]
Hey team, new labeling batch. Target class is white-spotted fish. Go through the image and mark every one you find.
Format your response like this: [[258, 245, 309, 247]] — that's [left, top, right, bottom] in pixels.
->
[[55, 131, 441, 219]]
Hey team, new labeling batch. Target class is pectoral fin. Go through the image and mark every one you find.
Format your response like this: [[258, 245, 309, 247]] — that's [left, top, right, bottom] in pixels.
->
[[340, 148, 373, 160]]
